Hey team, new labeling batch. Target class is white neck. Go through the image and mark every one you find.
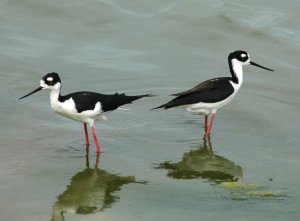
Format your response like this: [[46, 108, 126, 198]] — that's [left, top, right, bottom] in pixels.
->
[[50, 89, 60, 103], [49, 83, 61, 105], [230, 59, 244, 89]]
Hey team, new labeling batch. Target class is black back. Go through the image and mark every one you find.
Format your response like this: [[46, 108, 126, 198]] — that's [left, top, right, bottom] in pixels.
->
[[153, 77, 234, 109], [59, 92, 150, 113]]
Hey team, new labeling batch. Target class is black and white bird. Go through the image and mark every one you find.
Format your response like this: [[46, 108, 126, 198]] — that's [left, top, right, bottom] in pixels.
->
[[19, 72, 151, 153], [153, 50, 274, 135]]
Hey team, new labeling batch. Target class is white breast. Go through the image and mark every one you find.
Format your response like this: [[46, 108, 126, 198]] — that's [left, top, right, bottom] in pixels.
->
[[51, 97, 78, 117], [184, 92, 238, 115], [185, 80, 243, 115], [49, 90, 103, 126]]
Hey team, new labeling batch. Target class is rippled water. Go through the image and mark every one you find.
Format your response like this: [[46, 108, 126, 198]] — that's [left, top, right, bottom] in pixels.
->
[[1, 1, 300, 221]]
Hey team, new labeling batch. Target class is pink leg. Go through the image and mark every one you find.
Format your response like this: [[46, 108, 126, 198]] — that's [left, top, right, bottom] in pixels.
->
[[83, 123, 90, 146], [206, 114, 215, 135], [204, 115, 208, 133], [91, 126, 102, 153]]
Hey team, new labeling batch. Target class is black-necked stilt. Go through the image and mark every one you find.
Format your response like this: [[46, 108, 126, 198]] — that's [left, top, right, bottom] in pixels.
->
[[19, 72, 151, 153], [153, 50, 274, 135]]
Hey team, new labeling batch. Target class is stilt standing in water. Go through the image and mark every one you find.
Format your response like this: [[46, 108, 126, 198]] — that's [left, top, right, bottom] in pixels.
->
[[19, 72, 152, 153], [153, 51, 274, 135]]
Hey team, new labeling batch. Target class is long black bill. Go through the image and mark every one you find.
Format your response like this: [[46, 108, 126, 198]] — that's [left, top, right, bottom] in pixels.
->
[[250, 61, 274, 72], [19, 86, 43, 100]]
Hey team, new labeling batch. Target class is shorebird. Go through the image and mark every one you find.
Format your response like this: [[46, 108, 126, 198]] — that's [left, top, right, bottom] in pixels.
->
[[19, 72, 151, 153], [153, 50, 273, 135]]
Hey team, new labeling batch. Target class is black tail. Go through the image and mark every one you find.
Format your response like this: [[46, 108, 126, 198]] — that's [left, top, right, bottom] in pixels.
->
[[151, 100, 178, 110], [151, 103, 168, 110], [124, 94, 154, 104], [102, 93, 153, 112], [151, 97, 184, 110]]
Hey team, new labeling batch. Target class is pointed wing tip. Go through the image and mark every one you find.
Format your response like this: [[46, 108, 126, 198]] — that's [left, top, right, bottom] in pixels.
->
[[151, 104, 166, 110], [143, 94, 157, 97]]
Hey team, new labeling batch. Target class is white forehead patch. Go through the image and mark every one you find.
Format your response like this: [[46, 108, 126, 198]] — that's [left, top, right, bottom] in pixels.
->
[[241, 54, 247, 58], [47, 77, 53, 81]]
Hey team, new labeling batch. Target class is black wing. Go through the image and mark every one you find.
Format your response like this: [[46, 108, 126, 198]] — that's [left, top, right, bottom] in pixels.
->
[[60, 92, 151, 113], [153, 78, 234, 109]]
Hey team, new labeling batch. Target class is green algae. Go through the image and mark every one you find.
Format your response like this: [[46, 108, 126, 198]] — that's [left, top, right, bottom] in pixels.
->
[[219, 182, 286, 201], [218, 182, 262, 190], [230, 192, 247, 201], [246, 191, 285, 198], [230, 191, 285, 200]]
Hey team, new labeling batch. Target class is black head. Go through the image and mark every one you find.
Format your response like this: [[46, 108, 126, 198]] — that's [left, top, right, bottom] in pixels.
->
[[228, 50, 274, 71], [19, 72, 62, 100], [228, 50, 249, 63], [41, 72, 61, 87]]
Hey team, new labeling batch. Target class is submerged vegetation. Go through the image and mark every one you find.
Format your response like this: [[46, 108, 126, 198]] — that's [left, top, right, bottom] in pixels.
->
[[218, 182, 286, 201]]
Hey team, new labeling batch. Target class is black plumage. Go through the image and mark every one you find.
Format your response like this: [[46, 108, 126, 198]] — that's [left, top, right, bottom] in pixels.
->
[[153, 77, 234, 109], [19, 71, 153, 153], [151, 50, 274, 136], [59, 92, 151, 113]]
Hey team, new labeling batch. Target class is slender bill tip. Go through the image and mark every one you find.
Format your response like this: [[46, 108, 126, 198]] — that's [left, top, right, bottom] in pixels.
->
[[250, 61, 274, 72], [19, 86, 43, 100]]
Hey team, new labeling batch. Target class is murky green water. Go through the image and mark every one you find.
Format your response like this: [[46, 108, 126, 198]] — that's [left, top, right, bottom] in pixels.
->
[[1, 1, 300, 220]]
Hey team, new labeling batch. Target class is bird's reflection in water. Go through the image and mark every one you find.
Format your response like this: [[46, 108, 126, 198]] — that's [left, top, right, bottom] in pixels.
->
[[157, 136, 243, 184], [51, 149, 143, 221]]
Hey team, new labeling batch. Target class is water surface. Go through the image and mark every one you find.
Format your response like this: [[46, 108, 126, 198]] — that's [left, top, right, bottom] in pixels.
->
[[0, 1, 300, 221]]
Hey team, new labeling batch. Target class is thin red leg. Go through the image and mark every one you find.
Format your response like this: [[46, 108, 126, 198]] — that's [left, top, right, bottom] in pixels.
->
[[91, 126, 101, 153], [204, 115, 208, 133], [84, 123, 90, 146], [206, 114, 215, 135]]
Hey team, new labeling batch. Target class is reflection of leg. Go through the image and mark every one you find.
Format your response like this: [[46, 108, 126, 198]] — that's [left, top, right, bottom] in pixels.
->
[[85, 147, 90, 168], [95, 152, 101, 169], [206, 134, 213, 153], [83, 123, 90, 146], [91, 126, 102, 153], [204, 115, 208, 133], [51, 203, 65, 221], [203, 133, 213, 154], [206, 114, 215, 135]]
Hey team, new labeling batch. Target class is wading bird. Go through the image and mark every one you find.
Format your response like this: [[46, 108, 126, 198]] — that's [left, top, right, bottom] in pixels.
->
[[153, 50, 273, 135], [19, 72, 151, 153]]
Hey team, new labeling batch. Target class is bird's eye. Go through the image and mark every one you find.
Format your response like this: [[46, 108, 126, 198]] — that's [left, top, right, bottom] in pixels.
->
[[46, 77, 53, 82], [241, 54, 246, 58]]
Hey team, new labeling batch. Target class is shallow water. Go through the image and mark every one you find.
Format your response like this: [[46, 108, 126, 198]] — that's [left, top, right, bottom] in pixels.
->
[[1, 1, 300, 221]]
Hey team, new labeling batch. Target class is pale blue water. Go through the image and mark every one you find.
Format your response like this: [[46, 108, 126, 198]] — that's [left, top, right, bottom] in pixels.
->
[[0, 1, 300, 221]]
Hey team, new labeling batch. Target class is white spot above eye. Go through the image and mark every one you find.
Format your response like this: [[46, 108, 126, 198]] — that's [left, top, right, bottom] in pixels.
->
[[47, 77, 53, 81], [241, 54, 246, 58]]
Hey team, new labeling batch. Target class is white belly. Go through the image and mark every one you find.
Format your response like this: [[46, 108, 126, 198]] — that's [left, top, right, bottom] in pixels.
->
[[50, 97, 103, 126], [184, 92, 237, 115]]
